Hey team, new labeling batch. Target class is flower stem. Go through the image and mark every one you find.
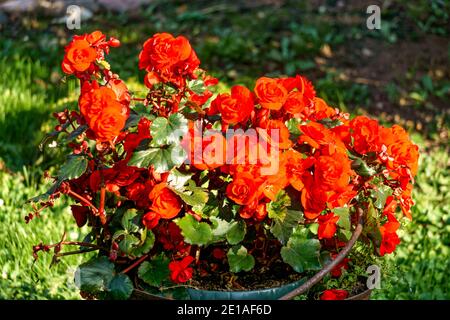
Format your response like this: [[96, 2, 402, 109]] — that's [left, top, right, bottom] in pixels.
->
[[195, 247, 201, 264], [99, 187, 107, 225], [68, 190, 99, 214], [55, 248, 98, 257], [47, 241, 106, 251], [121, 254, 149, 274]]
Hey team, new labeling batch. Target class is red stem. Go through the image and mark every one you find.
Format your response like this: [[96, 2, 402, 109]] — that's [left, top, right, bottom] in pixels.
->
[[65, 109, 77, 131], [99, 187, 106, 225], [46, 241, 106, 251], [68, 190, 98, 214], [121, 254, 149, 274], [150, 100, 160, 111], [56, 248, 98, 257]]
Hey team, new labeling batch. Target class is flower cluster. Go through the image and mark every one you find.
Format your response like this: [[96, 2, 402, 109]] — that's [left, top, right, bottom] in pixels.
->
[[62, 31, 120, 78], [30, 30, 419, 300], [61, 31, 129, 142], [139, 33, 200, 88]]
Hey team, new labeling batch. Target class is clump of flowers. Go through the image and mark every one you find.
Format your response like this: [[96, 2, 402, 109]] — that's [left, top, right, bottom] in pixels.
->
[[30, 31, 419, 300]]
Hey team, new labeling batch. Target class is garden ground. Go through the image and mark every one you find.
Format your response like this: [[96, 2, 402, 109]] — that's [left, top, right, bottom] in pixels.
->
[[0, 0, 449, 299]]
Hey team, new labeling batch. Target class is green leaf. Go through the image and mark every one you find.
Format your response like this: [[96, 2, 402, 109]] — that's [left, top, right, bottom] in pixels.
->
[[409, 91, 425, 102], [307, 222, 319, 235], [338, 229, 352, 241], [168, 172, 209, 209], [150, 114, 188, 146], [319, 250, 333, 266], [226, 221, 246, 245], [176, 215, 212, 245], [65, 125, 88, 142], [107, 274, 133, 300], [125, 104, 155, 129], [121, 209, 140, 233], [131, 230, 155, 257], [128, 144, 186, 173], [76, 256, 114, 293], [371, 185, 393, 209], [285, 118, 303, 135], [351, 158, 376, 177], [187, 79, 206, 95], [281, 228, 322, 273], [227, 246, 255, 272], [211, 120, 222, 131], [192, 203, 210, 215], [171, 180, 209, 208], [167, 169, 193, 190], [118, 234, 140, 254], [210, 217, 233, 238], [198, 195, 220, 217], [421, 75, 433, 92], [363, 201, 382, 250], [270, 209, 304, 244], [334, 207, 350, 230], [173, 188, 208, 207], [267, 190, 291, 221], [218, 198, 240, 220], [317, 118, 343, 129], [113, 223, 154, 257], [138, 256, 170, 287], [27, 181, 61, 203], [112, 230, 127, 241], [58, 155, 88, 181], [97, 59, 110, 70]]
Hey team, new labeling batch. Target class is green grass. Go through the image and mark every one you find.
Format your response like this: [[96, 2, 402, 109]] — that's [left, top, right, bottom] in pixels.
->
[[0, 55, 78, 170], [372, 147, 450, 299], [0, 0, 448, 300], [0, 56, 86, 299], [0, 168, 87, 299], [0, 57, 49, 168]]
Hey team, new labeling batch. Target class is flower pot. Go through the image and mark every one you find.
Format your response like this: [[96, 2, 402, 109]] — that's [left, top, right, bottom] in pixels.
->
[[130, 278, 307, 300], [187, 281, 372, 300], [130, 283, 372, 300], [345, 288, 372, 300], [187, 278, 307, 300]]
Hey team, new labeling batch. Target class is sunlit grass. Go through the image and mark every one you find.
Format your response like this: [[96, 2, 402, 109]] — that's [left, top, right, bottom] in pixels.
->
[[0, 169, 90, 299], [372, 147, 450, 299]]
